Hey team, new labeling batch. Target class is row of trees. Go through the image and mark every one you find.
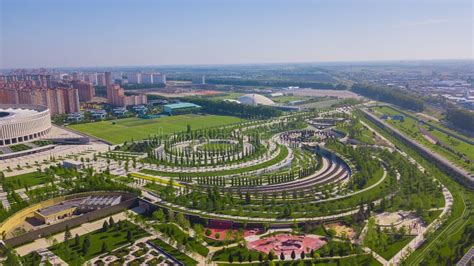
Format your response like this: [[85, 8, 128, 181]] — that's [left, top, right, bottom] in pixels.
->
[[205, 78, 345, 90], [445, 107, 474, 132], [184, 97, 282, 119], [351, 83, 424, 112]]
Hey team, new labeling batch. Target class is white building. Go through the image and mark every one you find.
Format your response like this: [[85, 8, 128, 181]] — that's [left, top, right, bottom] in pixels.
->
[[152, 73, 166, 84], [127, 73, 141, 84], [96, 73, 106, 86], [141, 73, 153, 84]]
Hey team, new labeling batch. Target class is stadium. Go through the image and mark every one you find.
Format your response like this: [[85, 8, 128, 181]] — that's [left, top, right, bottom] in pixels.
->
[[0, 104, 52, 146], [238, 93, 275, 106]]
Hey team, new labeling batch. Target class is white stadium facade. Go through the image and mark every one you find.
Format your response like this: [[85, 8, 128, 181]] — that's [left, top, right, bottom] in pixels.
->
[[0, 104, 52, 146]]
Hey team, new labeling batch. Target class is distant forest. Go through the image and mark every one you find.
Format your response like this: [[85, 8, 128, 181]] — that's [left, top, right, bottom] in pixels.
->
[[205, 78, 346, 90], [184, 98, 282, 119], [351, 83, 424, 112], [446, 107, 474, 132]]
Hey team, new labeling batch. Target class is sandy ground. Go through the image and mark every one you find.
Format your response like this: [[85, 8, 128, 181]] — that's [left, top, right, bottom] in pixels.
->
[[324, 222, 356, 240]]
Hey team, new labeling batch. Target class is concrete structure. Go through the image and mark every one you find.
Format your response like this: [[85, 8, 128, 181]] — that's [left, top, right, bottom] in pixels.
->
[[163, 102, 201, 115], [62, 160, 84, 169], [72, 80, 95, 102], [152, 73, 166, 84], [0, 105, 52, 146], [107, 84, 147, 107], [192, 76, 205, 85], [83, 73, 98, 85], [34, 198, 82, 224], [141, 73, 153, 84], [127, 72, 141, 84], [104, 72, 112, 87], [113, 107, 127, 116], [96, 73, 106, 86], [457, 247, 474, 266], [91, 109, 107, 120], [32, 195, 122, 225], [67, 112, 85, 122], [238, 94, 275, 106]]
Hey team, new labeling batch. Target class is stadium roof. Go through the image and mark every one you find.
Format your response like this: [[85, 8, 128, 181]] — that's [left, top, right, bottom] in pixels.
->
[[238, 94, 275, 106], [164, 102, 201, 109]]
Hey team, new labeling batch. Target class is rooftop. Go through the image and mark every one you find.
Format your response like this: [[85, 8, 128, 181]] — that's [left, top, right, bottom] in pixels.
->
[[164, 102, 201, 109]]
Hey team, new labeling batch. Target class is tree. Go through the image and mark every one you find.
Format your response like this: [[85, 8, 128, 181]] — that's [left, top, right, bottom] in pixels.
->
[[280, 252, 285, 261], [301, 251, 305, 259], [102, 220, 109, 232], [228, 254, 234, 263], [268, 251, 275, 261], [259, 253, 264, 262], [127, 230, 133, 242], [193, 224, 204, 242], [82, 235, 91, 254], [224, 230, 233, 247], [64, 225, 72, 243], [74, 234, 80, 246], [101, 241, 109, 253], [109, 217, 115, 227], [291, 250, 296, 260], [152, 209, 166, 223]]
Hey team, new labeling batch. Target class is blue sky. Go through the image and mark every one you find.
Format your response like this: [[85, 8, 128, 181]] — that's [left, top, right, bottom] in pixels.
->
[[0, 0, 472, 68]]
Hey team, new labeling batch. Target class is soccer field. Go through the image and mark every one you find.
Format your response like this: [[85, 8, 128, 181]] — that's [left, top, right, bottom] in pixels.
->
[[68, 114, 243, 144]]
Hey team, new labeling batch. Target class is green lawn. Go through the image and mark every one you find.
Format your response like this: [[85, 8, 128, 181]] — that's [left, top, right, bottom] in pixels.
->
[[216, 254, 381, 266], [150, 238, 198, 265], [155, 223, 209, 256], [50, 220, 149, 264], [3, 172, 52, 190], [212, 245, 265, 262], [68, 114, 244, 144], [369, 235, 414, 260], [372, 106, 473, 172]]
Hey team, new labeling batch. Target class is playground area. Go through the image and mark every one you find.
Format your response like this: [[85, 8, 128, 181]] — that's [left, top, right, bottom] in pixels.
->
[[375, 211, 426, 235], [324, 222, 356, 240], [247, 234, 327, 255]]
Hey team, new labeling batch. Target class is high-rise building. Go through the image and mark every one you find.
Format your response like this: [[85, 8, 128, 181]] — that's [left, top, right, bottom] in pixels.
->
[[0, 83, 79, 115], [192, 75, 206, 85], [84, 73, 98, 85], [105, 72, 112, 87], [106, 84, 147, 107], [72, 80, 95, 102], [152, 73, 166, 84], [141, 73, 153, 84], [97, 73, 106, 86], [107, 84, 125, 106], [127, 72, 141, 84]]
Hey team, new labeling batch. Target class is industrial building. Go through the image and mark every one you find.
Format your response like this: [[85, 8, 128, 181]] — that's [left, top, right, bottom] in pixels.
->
[[163, 102, 201, 115]]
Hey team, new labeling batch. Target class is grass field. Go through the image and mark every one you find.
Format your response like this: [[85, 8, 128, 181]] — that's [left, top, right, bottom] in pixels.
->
[[4, 172, 52, 190], [50, 220, 149, 263], [358, 110, 474, 265], [68, 114, 244, 144], [372, 106, 473, 172], [369, 235, 414, 260]]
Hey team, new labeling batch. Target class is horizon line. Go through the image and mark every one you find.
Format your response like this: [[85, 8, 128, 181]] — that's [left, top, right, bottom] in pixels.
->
[[2, 57, 473, 71]]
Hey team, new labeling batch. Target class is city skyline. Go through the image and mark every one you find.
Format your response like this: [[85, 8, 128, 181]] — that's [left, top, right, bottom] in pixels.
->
[[1, 0, 473, 68]]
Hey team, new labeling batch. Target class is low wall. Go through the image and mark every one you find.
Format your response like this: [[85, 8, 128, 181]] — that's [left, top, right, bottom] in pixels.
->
[[3, 192, 138, 247]]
